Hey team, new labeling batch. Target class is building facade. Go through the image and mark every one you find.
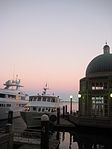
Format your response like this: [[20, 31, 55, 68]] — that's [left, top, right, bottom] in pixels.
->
[[78, 44, 112, 128]]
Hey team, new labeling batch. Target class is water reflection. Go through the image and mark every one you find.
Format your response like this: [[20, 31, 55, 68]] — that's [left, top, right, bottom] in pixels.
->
[[58, 130, 112, 149], [58, 132, 78, 149]]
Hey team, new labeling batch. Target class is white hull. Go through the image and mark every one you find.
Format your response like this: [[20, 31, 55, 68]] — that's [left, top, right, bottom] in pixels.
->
[[0, 98, 28, 120], [0, 109, 20, 120], [21, 111, 57, 128]]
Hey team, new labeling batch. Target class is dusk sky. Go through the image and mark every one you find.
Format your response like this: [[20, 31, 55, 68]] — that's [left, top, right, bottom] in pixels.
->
[[0, 0, 112, 101]]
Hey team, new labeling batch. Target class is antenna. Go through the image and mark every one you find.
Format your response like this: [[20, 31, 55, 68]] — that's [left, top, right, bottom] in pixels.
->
[[42, 83, 49, 95], [13, 65, 15, 80], [105, 41, 107, 45], [16, 74, 18, 80]]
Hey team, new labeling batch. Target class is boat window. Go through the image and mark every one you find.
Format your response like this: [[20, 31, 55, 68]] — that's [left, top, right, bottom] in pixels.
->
[[33, 107, 36, 111], [34, 96, 37, 101], [51, 98, 55, 102], [29, 96, 33, 101], [43, 97, 46, 101], [0, 104, 5, 107], [38, 97, 41, 101], [47, 98, 50, 102], [29, 98, 31, 101], [38, 107, 41, 112], [21, 97, 25, 100], [48, 108, 50, 112], [8, 95, 16, 98], [33, 97, 37, 101], [42, 108, 45, 112], [7, 104, 11, 107], [0, 94, 5, 98]]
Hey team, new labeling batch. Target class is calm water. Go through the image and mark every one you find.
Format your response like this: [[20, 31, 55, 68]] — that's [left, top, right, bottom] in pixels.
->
[[60, 101, 78, 114], [58, 131, 112, 149], [58, 101, 112, 149], [59, 132, 78, 149]]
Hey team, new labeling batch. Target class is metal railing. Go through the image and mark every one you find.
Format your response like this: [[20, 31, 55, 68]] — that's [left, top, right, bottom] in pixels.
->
[[14, 131, 41, 144]]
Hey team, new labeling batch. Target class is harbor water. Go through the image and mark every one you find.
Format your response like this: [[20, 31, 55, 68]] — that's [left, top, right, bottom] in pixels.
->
[[1, 102, 112, 149], [58, 130, 112, 149], [58, 102, 112, 149], [59, 132, 78, 149], [60, 101, 78, 114]]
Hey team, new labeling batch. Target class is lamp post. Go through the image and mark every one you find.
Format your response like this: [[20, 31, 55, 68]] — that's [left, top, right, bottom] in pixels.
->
[[70, 95, 73, 115], [110, 93, 112, 98]]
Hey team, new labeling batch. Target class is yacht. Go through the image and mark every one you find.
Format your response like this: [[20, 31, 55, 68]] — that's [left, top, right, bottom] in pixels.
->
[[0, 77, 28, 120], [21, 85, 61, 128]]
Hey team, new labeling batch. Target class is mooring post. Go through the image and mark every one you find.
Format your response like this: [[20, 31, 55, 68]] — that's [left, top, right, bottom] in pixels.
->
[[57, 107, 60, 125], [41, 114, 49, 149], [69, 132, 72, 149], [63, 106, 65, 118], [65, 105, 67, 114], [62, 131, 65, 141], [56, 131, 60, 149], [8, 111, 13, 124]]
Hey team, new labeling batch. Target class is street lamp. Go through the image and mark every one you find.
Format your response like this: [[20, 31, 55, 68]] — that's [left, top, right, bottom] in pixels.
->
[[78, 93, 81, 98], [110, 93, 112, 98], [70, 95, 73, 115]]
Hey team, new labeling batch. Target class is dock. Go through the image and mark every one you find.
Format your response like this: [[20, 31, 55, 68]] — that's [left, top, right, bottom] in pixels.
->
[[53, 116, 75, 131], [12, 116, 75, 149], [0, 124, 13, 149], [0, 113, 76, 149]]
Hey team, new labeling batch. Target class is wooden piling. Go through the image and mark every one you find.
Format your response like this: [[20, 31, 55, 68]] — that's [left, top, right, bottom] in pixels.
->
[[41, 114, 49, 149], [63, 106, 65, 118], [65, 105, 67, 114], [57, 107, 60, 125], [8, 111, 13, 124]]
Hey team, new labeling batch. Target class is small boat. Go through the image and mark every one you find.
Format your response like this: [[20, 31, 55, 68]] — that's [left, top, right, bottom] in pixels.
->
[[21, 84, 61, 128], [0, 77, 28, 120]]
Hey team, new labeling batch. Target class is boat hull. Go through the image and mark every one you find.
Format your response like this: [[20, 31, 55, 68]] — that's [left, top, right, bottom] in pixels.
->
[[0, 98, 28, 120]]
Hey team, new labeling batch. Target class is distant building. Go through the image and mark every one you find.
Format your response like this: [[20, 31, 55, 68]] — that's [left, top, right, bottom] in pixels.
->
[[77, 43, 112, 128]]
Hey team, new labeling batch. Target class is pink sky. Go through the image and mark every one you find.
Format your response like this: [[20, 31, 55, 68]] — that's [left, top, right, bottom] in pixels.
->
[[0, 0, 112, 100]]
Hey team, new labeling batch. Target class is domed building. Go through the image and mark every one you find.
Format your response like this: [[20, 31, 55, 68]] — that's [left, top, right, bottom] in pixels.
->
[[77, 43, 112, 128]]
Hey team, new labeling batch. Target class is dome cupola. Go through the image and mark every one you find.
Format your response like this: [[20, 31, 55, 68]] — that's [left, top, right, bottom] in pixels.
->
[[103, 42, 110, 54]]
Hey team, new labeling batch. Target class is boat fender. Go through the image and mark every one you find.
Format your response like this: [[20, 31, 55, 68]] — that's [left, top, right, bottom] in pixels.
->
[[49, 115, 57, 122]]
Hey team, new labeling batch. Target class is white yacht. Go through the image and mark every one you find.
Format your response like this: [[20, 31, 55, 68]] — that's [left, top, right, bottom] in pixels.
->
[[21, 85, 61, 128], [0, 78, 28, 120]]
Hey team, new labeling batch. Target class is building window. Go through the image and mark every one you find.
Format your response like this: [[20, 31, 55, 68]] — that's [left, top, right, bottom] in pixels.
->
[[92, 96, 104, 116], [92, 82, 104, 90]]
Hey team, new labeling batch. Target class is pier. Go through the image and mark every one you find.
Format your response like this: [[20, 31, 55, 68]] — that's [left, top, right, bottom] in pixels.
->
[[12, 115, 75, 149], [0, 123, 13, 149]]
